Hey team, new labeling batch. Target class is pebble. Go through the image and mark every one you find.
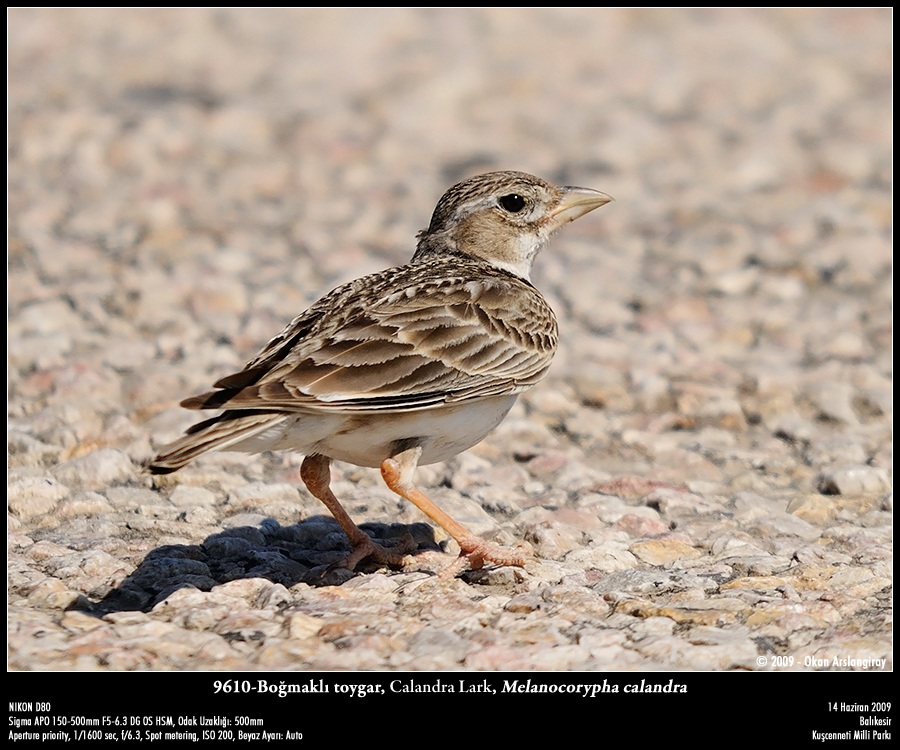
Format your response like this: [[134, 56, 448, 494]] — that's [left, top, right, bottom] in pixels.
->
[[630, 539, 705, 566], [817, 466, 892, 496], [8, 474, 70, 519], [53, 449, 135, 490]]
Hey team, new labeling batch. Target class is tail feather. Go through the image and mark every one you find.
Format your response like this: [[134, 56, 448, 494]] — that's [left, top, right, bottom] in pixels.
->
[[148, 411, 288, 474]]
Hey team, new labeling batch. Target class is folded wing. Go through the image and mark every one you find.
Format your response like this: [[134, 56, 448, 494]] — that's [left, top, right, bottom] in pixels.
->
[[181, 263, 558, 415]]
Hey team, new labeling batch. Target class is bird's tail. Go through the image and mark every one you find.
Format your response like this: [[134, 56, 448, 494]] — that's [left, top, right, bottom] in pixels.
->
[[148, 411, 288, 474]]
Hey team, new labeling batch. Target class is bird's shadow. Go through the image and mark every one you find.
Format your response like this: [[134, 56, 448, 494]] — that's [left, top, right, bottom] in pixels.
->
[[67, 516, 442, 616]]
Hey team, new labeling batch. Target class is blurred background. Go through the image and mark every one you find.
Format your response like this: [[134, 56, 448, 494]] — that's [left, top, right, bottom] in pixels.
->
[[8, 9, 892, 671]]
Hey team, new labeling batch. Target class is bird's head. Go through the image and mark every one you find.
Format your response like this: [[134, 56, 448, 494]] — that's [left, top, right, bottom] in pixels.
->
[[414, 170, 612, 280]]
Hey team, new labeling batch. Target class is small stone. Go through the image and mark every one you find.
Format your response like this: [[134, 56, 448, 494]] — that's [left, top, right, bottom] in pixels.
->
[[288, 612, 324, 639], [565, 543, 637, 572], [7, 474, 70, 519], [226, 482, 302, 509], [630, 539, 704, 566], [57, 492, 114, 518], [169, 485, 218, 507], [53, 449, 135, 490], [817, 467, 891, 496]]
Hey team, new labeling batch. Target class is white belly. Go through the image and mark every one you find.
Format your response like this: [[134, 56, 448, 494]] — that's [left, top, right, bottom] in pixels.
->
[[250, 395, 519, 467]]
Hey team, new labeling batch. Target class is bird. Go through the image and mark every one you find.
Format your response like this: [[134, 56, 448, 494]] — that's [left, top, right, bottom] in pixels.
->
[[149, 170, 612, 577]]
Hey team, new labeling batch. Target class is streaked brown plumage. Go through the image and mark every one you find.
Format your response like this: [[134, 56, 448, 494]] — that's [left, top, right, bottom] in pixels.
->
[[150, 171, 611, 576]]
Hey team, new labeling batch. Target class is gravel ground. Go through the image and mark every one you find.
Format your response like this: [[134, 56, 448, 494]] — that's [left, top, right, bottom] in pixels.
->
[[8, 8, 891, 672]]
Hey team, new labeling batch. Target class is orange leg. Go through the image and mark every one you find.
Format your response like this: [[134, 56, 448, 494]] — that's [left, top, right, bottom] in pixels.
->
[[380, 447, 530, 578], [300, 454, 413, 570]]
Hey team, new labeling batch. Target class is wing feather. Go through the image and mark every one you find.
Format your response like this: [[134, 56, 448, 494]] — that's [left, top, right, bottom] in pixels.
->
[[181, 259, 557, 414]]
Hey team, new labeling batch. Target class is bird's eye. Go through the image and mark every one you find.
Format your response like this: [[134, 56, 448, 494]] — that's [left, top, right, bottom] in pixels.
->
[[498, 194, 527, 213]]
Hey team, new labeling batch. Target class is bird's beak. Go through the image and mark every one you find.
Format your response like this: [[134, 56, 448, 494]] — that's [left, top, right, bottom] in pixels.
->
[[547, 186, 613, 231]]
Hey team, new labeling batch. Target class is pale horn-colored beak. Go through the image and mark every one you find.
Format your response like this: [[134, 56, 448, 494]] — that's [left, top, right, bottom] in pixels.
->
[[547, 186, 613, 231]]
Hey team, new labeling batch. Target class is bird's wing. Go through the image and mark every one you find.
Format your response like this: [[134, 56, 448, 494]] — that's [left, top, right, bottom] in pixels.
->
[[180, 264, 557, 414]]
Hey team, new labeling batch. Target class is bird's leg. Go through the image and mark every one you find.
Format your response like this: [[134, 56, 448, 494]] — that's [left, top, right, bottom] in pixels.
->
[[380, 447, 531, 578], [300, 454, 413, 570]]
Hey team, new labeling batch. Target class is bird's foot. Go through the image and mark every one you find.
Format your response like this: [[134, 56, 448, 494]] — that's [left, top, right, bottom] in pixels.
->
[[435, 536, 532, 580], [343, 532, 418, 571]]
